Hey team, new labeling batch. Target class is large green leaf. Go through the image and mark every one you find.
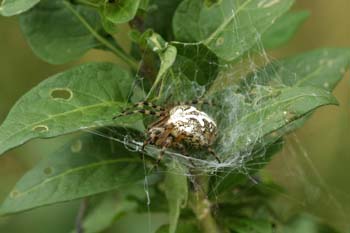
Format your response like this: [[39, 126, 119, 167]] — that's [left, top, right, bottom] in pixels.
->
[[19, 0, 103, 64], [0, 0, 39, 16], [242, 48, 350, 91], [173, 0, 294, 61], [207, 86, 335, 195], [208, 48, 348, 195], [238, 48, 350, 135], [164, 161, 188, 233], [0, 135, 145, 215], [213, 86, 337, 158], [261, 10, 310, 49], [102, 0, 141, 24], [0, 62, 143, 156]]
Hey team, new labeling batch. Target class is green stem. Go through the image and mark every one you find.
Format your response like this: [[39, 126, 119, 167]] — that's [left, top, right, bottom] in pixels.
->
[[190, 175, 221, 233], [146, 70, 163, 100], [63, 1, 139, 70]]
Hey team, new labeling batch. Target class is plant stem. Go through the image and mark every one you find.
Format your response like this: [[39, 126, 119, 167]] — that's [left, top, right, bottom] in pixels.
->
[[63, 1, 139, 70], [190, 175, 221, 233], [75, 198, 88, 233], [146, 71, 163, 100]]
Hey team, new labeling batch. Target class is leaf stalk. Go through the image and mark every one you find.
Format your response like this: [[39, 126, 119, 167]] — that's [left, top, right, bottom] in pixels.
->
[[63, 0, 139, 70]]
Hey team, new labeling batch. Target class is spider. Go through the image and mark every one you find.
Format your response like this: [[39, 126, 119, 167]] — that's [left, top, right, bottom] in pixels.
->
[[113, 100, 220, 165]]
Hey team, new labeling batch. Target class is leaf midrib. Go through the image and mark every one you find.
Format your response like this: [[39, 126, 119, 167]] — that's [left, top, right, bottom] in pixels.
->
[[202, 0, 253, 45], [234, 91, 332, 127], [0, 100, 121, 147]]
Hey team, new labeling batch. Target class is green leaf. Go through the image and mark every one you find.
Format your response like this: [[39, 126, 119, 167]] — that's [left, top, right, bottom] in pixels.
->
[[19, 0, 103, 64], [173, 44, 218, 85], [261, 11, 309, 49], [0, 134, 145, 215], [75, 194, 137, 233], [173, 0, 294, 61], [144, 0, 183, 40], [0, 62, 143, 156], [158, 46, 177, 81], [146, 32, 177, 98], [227, 218, 273, 233], [208, 85, 337, 196], [242, 48, 350, 91], [282, 214, 341, 233], [164, 161, 188, 233], [238, 48, 350, 134], [0, 0, 39, 16], [214, 86, 337, 157], [102, 0, 141, 24]]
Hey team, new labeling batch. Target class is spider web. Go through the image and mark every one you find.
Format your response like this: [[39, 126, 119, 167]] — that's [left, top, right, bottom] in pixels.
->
[[85, 1, 349, 231]]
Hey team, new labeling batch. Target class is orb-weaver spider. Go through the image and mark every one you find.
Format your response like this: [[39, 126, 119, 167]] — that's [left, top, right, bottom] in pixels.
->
[[113, 100, 220, 164]]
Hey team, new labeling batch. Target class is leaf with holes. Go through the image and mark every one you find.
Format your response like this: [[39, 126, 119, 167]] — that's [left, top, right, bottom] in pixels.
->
[[102, 0, 141, 24], [0, 0, 40, 16], [19, 0, 104, 64], [173, 0, 294, 61], [262, 10, 310, 49], [164, 161, 188, 233], [0, 134, 144, 215], [0, 62, 144, 156]]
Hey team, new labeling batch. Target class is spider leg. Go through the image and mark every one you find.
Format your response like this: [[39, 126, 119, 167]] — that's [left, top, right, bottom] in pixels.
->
[[142, 128, 164, 151], [112, 100, 166, 119], [176, 99, 213, 107], [207, 146, 221, 163], [174, 142, 196, 167], [156, 136, 173, 165], [134, 101, 165, 111], [147, 114, 169, 129], [154, 124, 174, 147], [113, 109, 166, 119]]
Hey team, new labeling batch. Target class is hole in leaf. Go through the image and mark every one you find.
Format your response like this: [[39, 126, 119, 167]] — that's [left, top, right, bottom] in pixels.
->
[[215, 37, 224, 46], [50, 88, 73, 101], [10, 190, 20, 199], [71, 139, 83, 153], [43, 167, 53, 175], [32, 125, 49, 133]]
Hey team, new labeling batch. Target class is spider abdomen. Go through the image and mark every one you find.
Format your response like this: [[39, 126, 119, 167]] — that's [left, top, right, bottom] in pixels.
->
[[167, 105, 217, 147]]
